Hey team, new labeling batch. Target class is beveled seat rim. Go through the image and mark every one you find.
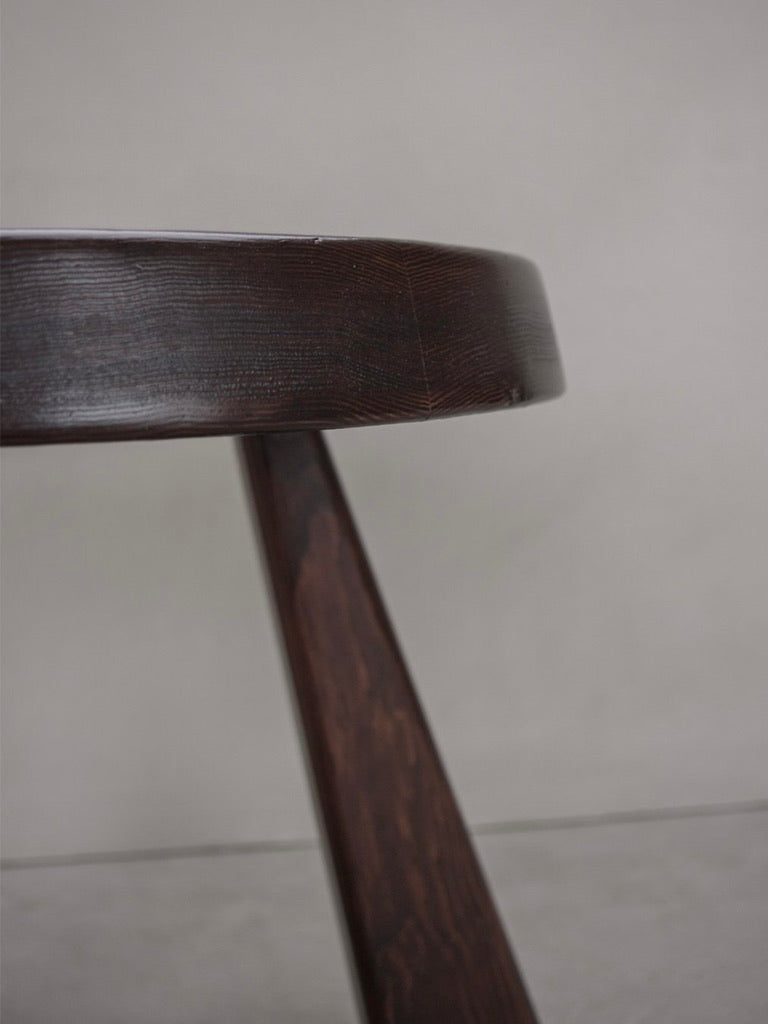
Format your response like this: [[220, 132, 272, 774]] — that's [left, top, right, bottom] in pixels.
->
[[1, 230, 563, 445]]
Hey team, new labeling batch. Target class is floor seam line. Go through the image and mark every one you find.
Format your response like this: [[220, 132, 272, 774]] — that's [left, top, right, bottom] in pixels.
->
[[4, 798, 767, 870]]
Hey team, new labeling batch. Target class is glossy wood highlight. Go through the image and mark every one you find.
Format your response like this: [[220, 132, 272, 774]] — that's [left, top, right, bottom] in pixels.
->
[[1, 231, 562, 445], [240, 430, 539, 1024]]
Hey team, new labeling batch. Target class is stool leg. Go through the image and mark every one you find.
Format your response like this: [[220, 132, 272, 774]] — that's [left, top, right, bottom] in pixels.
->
[[238, 431, 538, 1024]]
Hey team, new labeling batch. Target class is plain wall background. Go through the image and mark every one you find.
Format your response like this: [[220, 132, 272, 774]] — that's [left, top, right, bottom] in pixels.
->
[[1, 0, 766, 860]]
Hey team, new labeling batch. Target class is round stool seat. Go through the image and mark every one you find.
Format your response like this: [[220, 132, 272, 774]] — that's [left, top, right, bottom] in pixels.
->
[[1, 231, 563, 445]]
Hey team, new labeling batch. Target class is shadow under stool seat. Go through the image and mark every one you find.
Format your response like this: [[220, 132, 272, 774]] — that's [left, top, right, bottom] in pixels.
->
[[1, 230, 564, 1024]]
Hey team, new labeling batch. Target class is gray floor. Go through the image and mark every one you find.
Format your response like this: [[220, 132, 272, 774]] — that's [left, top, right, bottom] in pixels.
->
[[3, 808, 767, 1024]]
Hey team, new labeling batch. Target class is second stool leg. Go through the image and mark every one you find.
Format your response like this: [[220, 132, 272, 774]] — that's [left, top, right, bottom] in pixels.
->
[[239, 431, 538, 1024]]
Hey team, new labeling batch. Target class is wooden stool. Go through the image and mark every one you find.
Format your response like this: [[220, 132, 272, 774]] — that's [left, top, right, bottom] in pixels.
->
[[1, 231, 564, 1023]]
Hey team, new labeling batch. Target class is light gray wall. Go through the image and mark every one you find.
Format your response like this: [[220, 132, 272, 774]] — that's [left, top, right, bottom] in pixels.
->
[[2, 0, 767, 860]]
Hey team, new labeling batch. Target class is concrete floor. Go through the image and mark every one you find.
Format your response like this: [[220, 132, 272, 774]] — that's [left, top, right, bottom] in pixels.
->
[[3, 808, 767, 1024]]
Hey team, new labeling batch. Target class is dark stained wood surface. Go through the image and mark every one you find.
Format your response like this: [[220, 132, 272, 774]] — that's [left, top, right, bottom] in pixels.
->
[[240, 430, 540, 1024], [1, 231, 563, 445]]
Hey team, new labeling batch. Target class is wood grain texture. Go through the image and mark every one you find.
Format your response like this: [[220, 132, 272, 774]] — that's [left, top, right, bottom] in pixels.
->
[[240, 430, 540, 1024], [1, 231, 563, 445]]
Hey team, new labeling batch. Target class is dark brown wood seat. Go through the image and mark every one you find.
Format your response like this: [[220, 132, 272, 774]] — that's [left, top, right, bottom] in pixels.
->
[[0, 231, 562, 444], [1, 231, 564, 1024]]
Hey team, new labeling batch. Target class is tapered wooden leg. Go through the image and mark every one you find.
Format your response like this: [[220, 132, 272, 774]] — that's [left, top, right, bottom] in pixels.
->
[[239, 431, 538, 1024]]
